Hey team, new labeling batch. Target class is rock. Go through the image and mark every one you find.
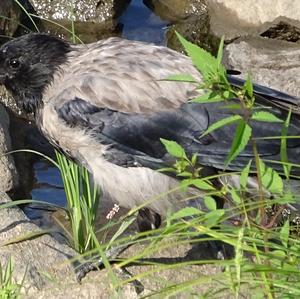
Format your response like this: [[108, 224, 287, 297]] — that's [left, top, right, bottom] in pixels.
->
[[27, 0, 129, 43], [115, 240, 236, 297], [24, 273, 138, 299], [144, 0, 218, 54], [0, 85, 25, 117], [0, 104, 18, 192], [0, 0, 21, 39], [0, 0, 41, 42], [143, 0, 207, 22], [0, 191, 75, 294], [0, 85, 51, 199], [166, 11, 219, 55], [260, 18, 300, 43], [224, 36, 300, 97], [207, 0, 300, 40], [43, 19, 122, 44], [0, 192, 142, 297], [30, 0, 130, 23]]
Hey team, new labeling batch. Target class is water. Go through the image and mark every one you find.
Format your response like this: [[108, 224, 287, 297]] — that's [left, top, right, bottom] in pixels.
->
[[119, 0, 168, 44], [24, 161, 66, 222], [25, 0, 168, 222]]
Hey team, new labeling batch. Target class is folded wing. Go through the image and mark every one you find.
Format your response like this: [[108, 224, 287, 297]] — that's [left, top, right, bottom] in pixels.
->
[[57, 95, 300, 174]]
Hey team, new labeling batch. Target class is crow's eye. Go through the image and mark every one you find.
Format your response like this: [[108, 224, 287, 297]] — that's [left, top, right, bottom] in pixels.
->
[[9, 58, 21, 69]]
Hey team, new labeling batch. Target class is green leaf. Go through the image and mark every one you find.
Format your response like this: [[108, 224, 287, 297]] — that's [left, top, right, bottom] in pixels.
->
[[220, 103, 242, 110], [201, 115, 242, 138], [191, 91, 224, 103], [191, 154, 197, 166], [222, 90, 231, 99], [280, 220, 290, 248], [217, 36, 225, 71], [251, 111, 283, 123], [204, 196, 217, 210], [230, 189, 241, 204], [168, 207, 203, 221], [226, 121, 252, 167], [240, 160, 252, 189], [204, 209, 225, 227], [176, 32, 219, 81], [166, 74, 197, 83], [259, 158, 283, 194], [177, 171, 193, 178], [272, 250, 286, 258], [281, 108, 292, 179], [160, 138, 187, 159], [190, 178, 215, 190], [243, 74, 253, 98]]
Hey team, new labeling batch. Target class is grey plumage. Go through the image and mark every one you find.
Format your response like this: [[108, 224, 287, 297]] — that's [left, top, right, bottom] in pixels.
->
[[0, 33, 300, 217]]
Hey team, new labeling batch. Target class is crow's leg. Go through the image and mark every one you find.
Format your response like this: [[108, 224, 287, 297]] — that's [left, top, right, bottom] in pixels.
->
[[76, 244, 131, 282], [186, 194, 233, 261], [76, 208, 161, 282]]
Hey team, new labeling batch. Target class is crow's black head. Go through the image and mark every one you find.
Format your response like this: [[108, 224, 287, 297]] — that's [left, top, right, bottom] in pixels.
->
[[0, 33, 70, 113]]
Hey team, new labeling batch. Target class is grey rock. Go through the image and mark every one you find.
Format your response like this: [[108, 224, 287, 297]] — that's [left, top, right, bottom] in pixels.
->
[[0, 192, 141, 297], [24, 273, 138, 299], [0, 104, 18, 192], [0, 0, 21, 38], [0, 85, 25, 117], [144, 0, 207, 22], [0, 191, 76, 295], [207, 0, 300, 40], [260, 18, 300, 43], [145, 0, 218, 54], [30, 0, 130, 23], [0, 0, 41, 41], [224, 36, 300, 97]]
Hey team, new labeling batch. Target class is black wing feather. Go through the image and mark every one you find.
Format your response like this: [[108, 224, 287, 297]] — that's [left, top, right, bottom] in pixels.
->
[[228, 75, 300, 111], [57, 95, 300, 174]]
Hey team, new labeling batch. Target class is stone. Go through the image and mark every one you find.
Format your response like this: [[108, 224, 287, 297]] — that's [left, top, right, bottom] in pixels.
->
[[0, 103, 18, 192], [143, 0, 207, 22], [0, 192, 141, 297], [207, 0, 300, 40], [0, 0, 21, 38], [144, 0, 218, 54], [224, 36, 300, 97], [0, 0, 41, 41], [0, 191, 75, 294], [29, 0, 130, 23]]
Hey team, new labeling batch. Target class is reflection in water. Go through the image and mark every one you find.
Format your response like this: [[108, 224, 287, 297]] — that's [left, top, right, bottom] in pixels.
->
[[119, 0, 168, 44], [24, 161, 66, 221]]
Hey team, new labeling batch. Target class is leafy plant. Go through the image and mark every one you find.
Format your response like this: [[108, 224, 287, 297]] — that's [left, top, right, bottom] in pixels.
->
[[155, 33, 300, 298], [170, 33, 283, 168], [0, 256, 25, 299], [55, 151, 100, 253]]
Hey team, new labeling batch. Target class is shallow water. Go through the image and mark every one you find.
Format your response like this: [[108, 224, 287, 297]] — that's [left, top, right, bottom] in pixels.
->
[[119, 0, 168, 44], [25, 0, 168, 221], [24, 161, 66, 222]]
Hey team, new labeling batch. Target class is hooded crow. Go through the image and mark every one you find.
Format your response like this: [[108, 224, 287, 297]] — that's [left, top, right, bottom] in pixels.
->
[[1, 32, 300, 210], [1, 33, 300, 278]]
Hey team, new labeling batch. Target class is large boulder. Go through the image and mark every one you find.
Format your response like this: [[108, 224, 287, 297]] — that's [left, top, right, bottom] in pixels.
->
[[0, 0, 21, 38], [145, 0, 218, 54], [0, 0, 41, 41], [143, 0, 206, 22], [0, 191, 139, 298], [0, 104, 18, 192], [29, 0, 130, 23], [0, 191, 75, 294], [224, 36, 300, 97], [207, 0, 300, 40]]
